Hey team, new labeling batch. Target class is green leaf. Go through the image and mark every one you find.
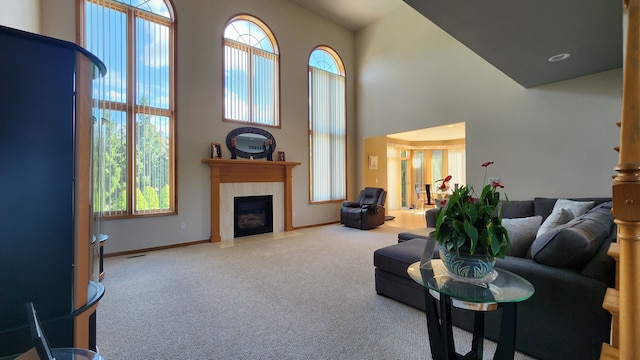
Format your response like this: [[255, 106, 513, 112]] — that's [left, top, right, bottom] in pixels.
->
[[463, 220, 479, 253], [453, 220, 465, 236], [488, 223, 503, 256]]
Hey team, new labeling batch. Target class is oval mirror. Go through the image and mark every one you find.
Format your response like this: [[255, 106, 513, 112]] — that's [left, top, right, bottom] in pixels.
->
[[226, 127, 276, 159]]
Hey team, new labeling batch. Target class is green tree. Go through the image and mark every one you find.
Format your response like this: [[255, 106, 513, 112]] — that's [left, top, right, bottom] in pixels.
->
[[143, 186, 159, 210], [94, 110, 127, 213], [135, 96, 170, 211], [160, 184, 170, 209], [136, 188, 149, 211], [94, 97, 170, 214]]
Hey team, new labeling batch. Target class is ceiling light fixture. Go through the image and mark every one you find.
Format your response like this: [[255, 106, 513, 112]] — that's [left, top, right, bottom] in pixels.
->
[[548, 53, 571, 62]]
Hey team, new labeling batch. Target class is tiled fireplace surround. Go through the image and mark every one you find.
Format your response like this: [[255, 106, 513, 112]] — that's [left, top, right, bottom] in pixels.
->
[[221, 183, 282, 240], [202, 159, 301, 242]]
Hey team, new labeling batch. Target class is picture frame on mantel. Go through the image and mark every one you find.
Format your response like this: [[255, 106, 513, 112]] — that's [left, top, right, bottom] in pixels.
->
[[211, 142, 222, 158], [277, 151, 286, 161]]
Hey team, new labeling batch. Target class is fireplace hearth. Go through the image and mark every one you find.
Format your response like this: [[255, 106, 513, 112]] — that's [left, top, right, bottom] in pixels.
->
[[234, 195, 273, 238]]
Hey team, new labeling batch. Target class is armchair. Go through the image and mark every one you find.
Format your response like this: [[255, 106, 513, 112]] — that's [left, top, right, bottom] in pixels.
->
[[340, 187, 387, 230]]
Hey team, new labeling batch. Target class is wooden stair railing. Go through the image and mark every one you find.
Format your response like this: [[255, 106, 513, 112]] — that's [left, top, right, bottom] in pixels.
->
[[602, 242, 620, 358], [601, 1, 640, 359]]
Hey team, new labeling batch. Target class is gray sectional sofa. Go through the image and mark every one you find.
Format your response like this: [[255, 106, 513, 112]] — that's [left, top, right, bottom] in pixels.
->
[[373, 197, 616, 360]]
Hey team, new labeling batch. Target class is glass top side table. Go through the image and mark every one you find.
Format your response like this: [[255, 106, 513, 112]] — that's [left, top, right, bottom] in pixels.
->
[[408, 259, 534, 309], [51, 348, 105, 360], [408, 259, 535, 360]]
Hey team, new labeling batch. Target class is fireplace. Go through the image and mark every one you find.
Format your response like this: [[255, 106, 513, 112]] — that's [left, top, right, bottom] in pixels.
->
[[201, 159, 300, 242], [234, 195, 273, 238]]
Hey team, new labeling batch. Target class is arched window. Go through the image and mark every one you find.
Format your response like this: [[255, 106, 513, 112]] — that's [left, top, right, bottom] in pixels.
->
[[309, 46, 346, 202], [224, 15, 280, 127], [78, 0, 176, 217]]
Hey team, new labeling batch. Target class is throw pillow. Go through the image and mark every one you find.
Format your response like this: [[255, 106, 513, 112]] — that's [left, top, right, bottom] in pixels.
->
[[536, 208, 574, 238], [530, 202, 613, 268], [502, 216, 543, 258], [553, 199, 596, 217], [536, 199, 594, 237]]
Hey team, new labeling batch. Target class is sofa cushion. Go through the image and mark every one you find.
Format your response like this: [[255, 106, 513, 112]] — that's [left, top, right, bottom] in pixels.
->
[[502, 216, 543, 257], [533, 197, 609, 221], [553, 198, 596, 217], [536, 208, 574, 238], [530, 202, 613, 268], [536, 199, 594, 237], [398, 228, 433, 243], [500, 200, 535, 219], [373, 238, 427, 279]]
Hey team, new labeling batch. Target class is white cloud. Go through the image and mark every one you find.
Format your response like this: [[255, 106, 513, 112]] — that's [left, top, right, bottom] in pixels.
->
[[140, 23, 170, 68]]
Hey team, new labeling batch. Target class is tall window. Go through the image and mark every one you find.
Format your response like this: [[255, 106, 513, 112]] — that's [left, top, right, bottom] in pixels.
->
[[79, 0, 175, 217], [309, 47, 346, 202], [224, 15, 280, 127], [448, 149, 466, 186], [431, 150, 444, 187]]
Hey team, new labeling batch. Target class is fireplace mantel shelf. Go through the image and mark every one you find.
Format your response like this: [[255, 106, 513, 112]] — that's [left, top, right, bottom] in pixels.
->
[[202, 158, 301, 242]]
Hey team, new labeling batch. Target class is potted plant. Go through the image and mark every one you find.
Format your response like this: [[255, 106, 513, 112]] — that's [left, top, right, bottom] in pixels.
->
[[433, 175, 452, 208], [433, 161, 510, 281]]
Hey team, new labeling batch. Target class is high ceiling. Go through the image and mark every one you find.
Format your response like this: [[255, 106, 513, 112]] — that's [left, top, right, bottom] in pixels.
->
[[290, 0, 624, 88], [287, 0, 404, 31], [402, 0, 623, 88]]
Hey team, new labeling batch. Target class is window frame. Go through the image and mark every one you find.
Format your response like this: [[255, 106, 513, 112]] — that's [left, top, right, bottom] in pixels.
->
[[77, 0, 177, 218], [223, 14, 281, 128], [308, 46, 347, 204]]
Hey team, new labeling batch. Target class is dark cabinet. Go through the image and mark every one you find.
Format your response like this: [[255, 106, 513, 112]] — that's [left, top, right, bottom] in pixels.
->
[[0, 25, 106, 356]]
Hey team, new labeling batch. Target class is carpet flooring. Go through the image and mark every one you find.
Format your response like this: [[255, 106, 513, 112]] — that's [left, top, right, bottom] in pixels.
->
[[96, 222, 536, 359]]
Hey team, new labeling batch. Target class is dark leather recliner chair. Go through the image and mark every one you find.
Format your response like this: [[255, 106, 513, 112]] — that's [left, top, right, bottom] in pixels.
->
[[340, 187, 387, 230]]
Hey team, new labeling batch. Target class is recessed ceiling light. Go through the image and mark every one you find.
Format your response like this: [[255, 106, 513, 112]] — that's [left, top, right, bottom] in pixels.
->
[[548, 53, 571, 62]]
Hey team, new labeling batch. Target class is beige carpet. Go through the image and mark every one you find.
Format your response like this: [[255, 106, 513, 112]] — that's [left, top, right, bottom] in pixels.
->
[[96, 222, 536, 359]]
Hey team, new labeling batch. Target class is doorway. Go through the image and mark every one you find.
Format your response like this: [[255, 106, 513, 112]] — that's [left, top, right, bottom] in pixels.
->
[[363, 122, 466, 212]]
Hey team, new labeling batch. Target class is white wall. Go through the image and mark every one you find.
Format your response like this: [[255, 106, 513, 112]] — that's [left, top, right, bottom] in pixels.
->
[[15, 1, 624, 253], [356, 5, 622, 200], [0, 0, 39, 33], [40, 0, 75, 42], [37, 0, 357, 253]]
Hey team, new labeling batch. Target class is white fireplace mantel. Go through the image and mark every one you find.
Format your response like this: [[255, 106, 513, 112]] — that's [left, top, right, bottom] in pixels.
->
[[202, 158, 301, 242]]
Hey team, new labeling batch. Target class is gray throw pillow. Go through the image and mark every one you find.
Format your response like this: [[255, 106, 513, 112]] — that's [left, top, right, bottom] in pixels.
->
[[502, 216, 543, 257], [536, 199, 594, 237], [554, 199, 595, 217], [536, 208, 574, 238], [530, 203, 613, 268]]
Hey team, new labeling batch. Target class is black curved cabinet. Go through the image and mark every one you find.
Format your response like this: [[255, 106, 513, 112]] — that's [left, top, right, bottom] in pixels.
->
[[0, 25, 106, 357]]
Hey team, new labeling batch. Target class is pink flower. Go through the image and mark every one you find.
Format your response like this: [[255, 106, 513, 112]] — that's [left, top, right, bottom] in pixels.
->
[[482, 161, 494, 167], [470, 197, 476, 203], [440, 199, 447, 206], [491, 180, 504, 189], [444, 175, 452, 182]]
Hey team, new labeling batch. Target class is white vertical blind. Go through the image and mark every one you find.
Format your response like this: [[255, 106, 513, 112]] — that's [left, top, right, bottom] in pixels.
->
[[224, 41, 250, 122], [134, 13, 172, 214], [386, 146, 401, 210], [413, 150, 424, 193], [223, 17, 279, 126], [309, 67, 346, 201], [83, 0, 174, 216], [431, 150, 443, 187], [85, 0, 128, 216], [252, 48, 278, 125], [448, 148, 466, 187]]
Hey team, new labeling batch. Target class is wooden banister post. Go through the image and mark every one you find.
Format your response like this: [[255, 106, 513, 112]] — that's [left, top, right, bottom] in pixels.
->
[[611, 1, 640, 359]]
